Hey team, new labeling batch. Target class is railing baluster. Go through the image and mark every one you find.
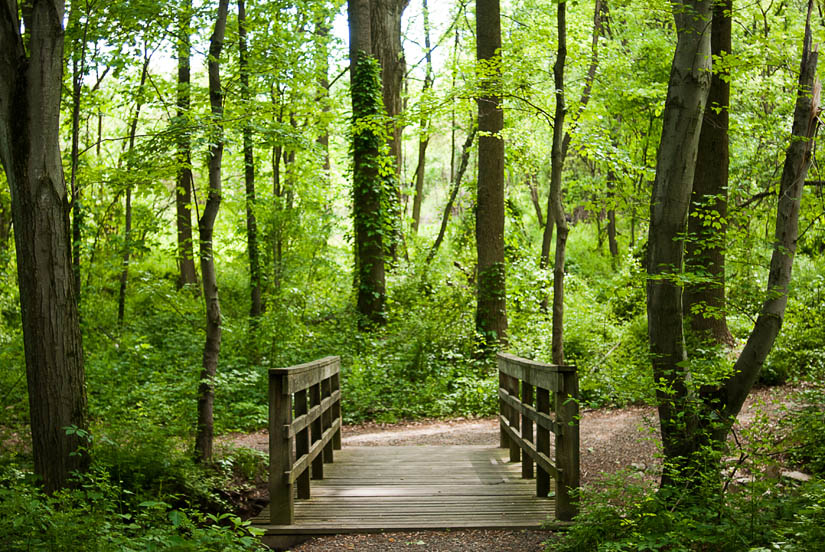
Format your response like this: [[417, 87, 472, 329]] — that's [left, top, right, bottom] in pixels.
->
[[521, 380, 534, 479], [536, 386, 551, 498], [310, 382, 324, 479], [331, 372, 342, 450], [556, 368, 580, 521], [508, 374, 520, 463], [321, 376, 334, 463], [294, 389, 310, 499]]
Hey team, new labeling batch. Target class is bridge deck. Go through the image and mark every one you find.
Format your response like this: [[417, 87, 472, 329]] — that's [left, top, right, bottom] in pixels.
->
[[252, 445, 556, 540]]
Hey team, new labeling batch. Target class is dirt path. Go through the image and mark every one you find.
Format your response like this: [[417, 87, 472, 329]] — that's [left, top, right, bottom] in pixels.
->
[[227, 385, 794, 551]]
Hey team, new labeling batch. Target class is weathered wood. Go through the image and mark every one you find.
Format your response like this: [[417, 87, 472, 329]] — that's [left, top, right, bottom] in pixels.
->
[[295, 389, 310, 499], [310, 383, 324, 480], [289, 390, 341, 438], [270, 356, 340, 394], [556, 369, 580, 520], [522, 381, 534, 479], [499, 387, 561, 434], [331, 372, 342, 450], [287, 419, 342, 484], [321, 377, 334, 463], [497, 353, 572, 391], [269, 372, 294, 524], [254, 446, 556, 536], [499, 415, 560, 479], [507, 374, 520, 462], [536, 386, 551, 497]]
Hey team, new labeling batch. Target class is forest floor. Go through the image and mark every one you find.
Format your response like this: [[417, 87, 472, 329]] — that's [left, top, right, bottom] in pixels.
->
[[227, 384, 798, 552]]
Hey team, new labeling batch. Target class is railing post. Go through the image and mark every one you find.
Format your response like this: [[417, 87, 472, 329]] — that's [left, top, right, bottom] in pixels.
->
[[521, 380, 534, 479], [507, 373, 520, 463], [269, 372, 294, 524], [555, 367, 580, 521], [536, 386, 551, 498], [310, 382, 324, 479], [498, 369, 508, 449]]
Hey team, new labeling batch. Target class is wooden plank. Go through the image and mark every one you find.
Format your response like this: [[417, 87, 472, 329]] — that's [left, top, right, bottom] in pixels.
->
[[268, 372, 293, 524], [269, 356, 340, 394], [522, 381, 534, 480], [556, 368, 580, 521], [289, 390, 341, 438], [536, 386, 551, 498], [286, 418, 342, 484], [295, 389, 310, 499], [498, 414, 560, 480], [254, 446, 556, 535], [497, 353, 563, 392]]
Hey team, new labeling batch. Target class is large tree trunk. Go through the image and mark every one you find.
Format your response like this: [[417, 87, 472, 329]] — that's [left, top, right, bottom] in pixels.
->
[[349, 0, 387, 328], [195, 0, 229, 463], [684, 0, 734, 346], [475, 0, 508, 347], [646, 0, 713, 485], [410, 0, 433, 236], [239, 0, 262, 321], [175, 0, 199, 289], [0, 0, 89, 493], [370, 0, 409, 254]]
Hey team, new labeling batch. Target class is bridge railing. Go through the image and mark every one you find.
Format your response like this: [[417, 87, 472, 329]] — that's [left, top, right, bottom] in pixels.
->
[[269, 356, 342, 524], [497, 352, 580, 521]]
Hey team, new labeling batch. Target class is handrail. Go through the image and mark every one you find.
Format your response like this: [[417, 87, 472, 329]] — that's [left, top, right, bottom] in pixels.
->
[[497, 352, 580, 521], [269, 356, 343, 524]]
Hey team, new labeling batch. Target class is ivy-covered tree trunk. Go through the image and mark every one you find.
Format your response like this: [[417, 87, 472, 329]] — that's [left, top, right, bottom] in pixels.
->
[[175, 0, 199, 289], [370, 0, 409, 255], [195, 0, 229, 463], [475, 0, 508, 346], [0, 0, 89, 493], [349, 0, 387, 328], [238, 0, 262, 322], [684, 0, 734, 346]]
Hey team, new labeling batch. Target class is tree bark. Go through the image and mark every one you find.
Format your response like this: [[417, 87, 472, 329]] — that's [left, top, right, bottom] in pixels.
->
[[370, 0, 410, 252], [411, 0, 433, 236], [475, 0, 508, 347], [684, 0, 734, 346], [350, 0, 387, 327], [175, 0, 198, 289], [646, 0, 713, 484], [0, 0, 89, 493], [239, 0, 262, 321], [548, 0, 569, 363], [606, 170, 619, 260], [195, 0, 229, 463]]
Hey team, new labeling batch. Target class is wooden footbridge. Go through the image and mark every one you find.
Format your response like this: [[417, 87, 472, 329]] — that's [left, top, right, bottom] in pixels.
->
[[252, 353, 580, 549]]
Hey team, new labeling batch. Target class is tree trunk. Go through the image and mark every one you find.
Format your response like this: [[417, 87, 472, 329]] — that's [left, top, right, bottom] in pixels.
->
[[411, 0, 433, 236], [548, 0, 569, 363], [428, 125, 476, 263], [195, 0, 229, 463], [350, 0, 388, 328], [475, 0, 508, 347], [239, 0, 262, 321], [370, 0, 410, 255], [684, 0, 734, 346], [175, 0, 198, 289], [0, 0, 89, 493], [117, 51, 150, 325], [646, 0, 713, 485], [606, 170, 619, 260]]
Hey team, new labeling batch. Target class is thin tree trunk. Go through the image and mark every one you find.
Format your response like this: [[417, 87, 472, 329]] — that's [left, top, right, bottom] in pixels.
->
[[0, 0, 89, 493], [684, 0, 734, 346], [195, 0, 229, 463], [68, 3, 89, 306], [239, 0, 262, 321], [548, 0, 569, 363], [606, 170, 619, 260], [117, 51, 150, 325], [428, 125, 476, 263], [176, 0, 198, 289], [475, 0, 508, 347], [528, 173, 544, 227], [411, 0, 433, 236]]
